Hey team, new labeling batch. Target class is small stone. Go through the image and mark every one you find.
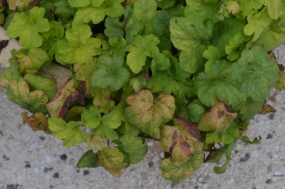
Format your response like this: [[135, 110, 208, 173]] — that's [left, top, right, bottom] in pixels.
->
[[39, 136, 45, 141], [266, 134, 273, 139], [195, 186, 199, 189], [148, 162, 154, 168], [60, 154, 67, 161], [245, 153, 250, 158], [3, 155, 9, 161], [25, 164, 31, 168], [239, 157, 249, 163], [235, 150, 238, 154], [141, 172, 148, 179], [77, 170, 80, 173], [267, 165, 273, 173], [266, 179, 272, 184], [271, 97, 276, 103], [171, 183, 175, 188], [44, 167, 49, 173], [7, 185, 16, 189], [269, 114, 274, 120], [83, 170, 89, 176], [53, 172, 59, 178], [49, 167, 53, 171], [50, 185, 53, 188]]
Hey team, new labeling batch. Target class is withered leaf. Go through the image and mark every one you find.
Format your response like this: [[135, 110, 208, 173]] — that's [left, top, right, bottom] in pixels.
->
[[46, 79, 85, 118], [0, 40, 8, 54], [198, 101, 237, 133], [160, 118, 204, 162], [260, 103, 276, 115], [22, 111, 50, 134]]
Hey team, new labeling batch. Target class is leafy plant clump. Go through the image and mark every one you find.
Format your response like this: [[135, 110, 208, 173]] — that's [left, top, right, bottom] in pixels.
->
[[0, 0, 285, 184]]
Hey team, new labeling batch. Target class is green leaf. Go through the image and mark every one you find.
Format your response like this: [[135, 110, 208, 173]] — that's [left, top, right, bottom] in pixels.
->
[[275, 70, 285, 90], [0, 64, 21, 88], [168, 55, 189, 82], [156, 0, 175, 9], [9, 48, 49, 74], [254, 18, 285, 51], [104, 17, 124, 39], [77, 150, 99, 168], [114, 135, 148, 164], [125, 90, 175, 139], [65, 106, 87, 122], [184, 0, 220, 24], [202, 45, 221, 62], [54, 0, 77, 24], [264, 0, 285, 19], [146, 72, 168, 93], [238, 98, 264, 126], [160, 118, 204, 162], [97, 147, 129, 177], [151, 51, 171, 75], [235, 0, 264, 18], [91, 54, 130, 91], [233, 46, 279, 101], [57, 24, 101, 64], [170, 17, 212, 73], [238, 135, 262, 145], [132, 0, 157, 29], [244, 8, 272, 42], [188, 103, 205, 123], [74, 0, 124, 25], [82, 107, 121, 140], [7, 78, 48, 114], [211, 17, 246, 56], [221, 122, 240, 144], [82, 106, 101, 129], [225, 34, 248, 61], [213, 140, 237, 174], [125, 35, 160, 74], [198, 101, 237, 133], [88, 134, 106, 150], [68, 0, 90, 7], [159, 153, 204, 184], [129, 72, 147, 92], [48, 118, 88, 147], [24, 74, 58, 101], [6, 7, 50, 49], [195, 60, 246, 108]]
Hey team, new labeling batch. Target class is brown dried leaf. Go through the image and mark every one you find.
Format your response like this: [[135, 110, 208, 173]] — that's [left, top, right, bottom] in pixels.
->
[[160, 118, 204, 162], [260, 103, 276, 115], [46, 79, 85, 118], [22, 111, 50, 133], [198, 101, 237, 133], [0, 40, 8, 54]]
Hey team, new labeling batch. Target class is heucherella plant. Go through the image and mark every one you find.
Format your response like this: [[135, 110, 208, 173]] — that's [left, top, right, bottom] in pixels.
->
[[0, 0, 285, 184]]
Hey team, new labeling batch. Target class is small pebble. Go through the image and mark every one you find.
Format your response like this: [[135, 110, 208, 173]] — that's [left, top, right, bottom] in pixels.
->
[[50, 185, 53, 188], [171, 183, 175, 188], [39, 136, 45, 141], [60, 154, 67, 161], [77, 170, 80, 173], [148, 162, 154, 168], [3, 155, 9, 161], [266, 179, 272, 184], [239, 157, 249, 163], [83, 170, 89, 176], [271, 97, 276, 102], [267, 165, 273, 173], [269, 114, 274, 120], [6, 185, 16, 189], [141, 172, 148, 179], [195, 186, 199, 189], [245, 153, 250, 158], [53, 172, 59, 178], [266, 134, 273, 139], [25, 164, 31, 168]]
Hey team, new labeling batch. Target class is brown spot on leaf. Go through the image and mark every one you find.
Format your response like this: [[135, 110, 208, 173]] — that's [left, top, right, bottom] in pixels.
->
[[0, 40, 9, 54], [224, 104, 235, 113], [206, 107, 212, 113], [176, 118, 201, 140], [172, 130, 177, 140], [183, 142, 190, 148], [218, 111, 225, 118], [191, 24, 195, 27]]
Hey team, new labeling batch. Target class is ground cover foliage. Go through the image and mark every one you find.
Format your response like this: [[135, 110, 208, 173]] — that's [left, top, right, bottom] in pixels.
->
[[0, 0, 285, 184]]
